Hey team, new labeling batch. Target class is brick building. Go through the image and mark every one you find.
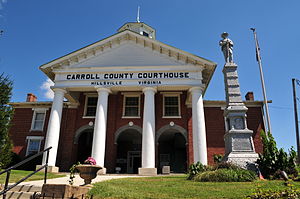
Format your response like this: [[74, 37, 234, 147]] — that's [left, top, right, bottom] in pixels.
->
[[9, 22, 264, 174]]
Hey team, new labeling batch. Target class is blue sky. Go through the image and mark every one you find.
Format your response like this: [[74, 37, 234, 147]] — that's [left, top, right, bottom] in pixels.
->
[[0, 0, 299, 151]]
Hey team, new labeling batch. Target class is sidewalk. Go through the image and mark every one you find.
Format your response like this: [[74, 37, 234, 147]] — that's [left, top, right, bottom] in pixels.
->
[[19, 174, 144, 187]]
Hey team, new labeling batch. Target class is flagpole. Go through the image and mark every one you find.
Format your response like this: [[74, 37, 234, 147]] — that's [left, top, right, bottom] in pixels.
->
[[250, 28, 272, 135], [292, 78, 300, 162]]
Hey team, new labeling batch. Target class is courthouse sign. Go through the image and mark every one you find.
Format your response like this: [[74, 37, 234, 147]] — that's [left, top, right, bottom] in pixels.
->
[[55, 71, 202, 87]]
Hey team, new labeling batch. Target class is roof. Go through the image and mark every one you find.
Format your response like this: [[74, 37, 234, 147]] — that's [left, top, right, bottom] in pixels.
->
[[39, 29, 217, 94]]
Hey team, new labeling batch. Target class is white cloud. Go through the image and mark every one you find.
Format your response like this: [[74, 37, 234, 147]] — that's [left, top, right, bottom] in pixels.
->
[[0, 0, 7, 10], [40, 78, 54, 100]]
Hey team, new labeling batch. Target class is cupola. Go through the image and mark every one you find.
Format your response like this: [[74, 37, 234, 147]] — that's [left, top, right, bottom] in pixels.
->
[[117, 22, 156, 39]]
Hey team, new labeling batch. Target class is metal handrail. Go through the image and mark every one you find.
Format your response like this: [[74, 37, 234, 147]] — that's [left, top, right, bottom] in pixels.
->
[[0, 146, 52, 199]]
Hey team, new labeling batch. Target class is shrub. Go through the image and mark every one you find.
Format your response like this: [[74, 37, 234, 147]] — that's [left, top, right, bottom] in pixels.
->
[[194, 168, 257, 182], [247, 187, 300, 199], [187, 162, 207, 180], [257, 130, 297, 179], [213, 161, 240, 170], [213, 154, 223, 164]]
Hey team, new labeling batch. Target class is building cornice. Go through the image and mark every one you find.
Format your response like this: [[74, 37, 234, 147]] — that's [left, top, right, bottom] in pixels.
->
[[39, 30, 217, 95], [9, 100, 269, 109], [9, 101, 79, 108]]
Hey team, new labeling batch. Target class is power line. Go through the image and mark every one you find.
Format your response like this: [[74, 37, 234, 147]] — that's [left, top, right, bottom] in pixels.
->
[[269, 105, 295, 110]]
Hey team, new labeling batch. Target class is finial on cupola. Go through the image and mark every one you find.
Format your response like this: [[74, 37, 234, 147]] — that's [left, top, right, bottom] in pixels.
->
[[137, 6, 141, 23]]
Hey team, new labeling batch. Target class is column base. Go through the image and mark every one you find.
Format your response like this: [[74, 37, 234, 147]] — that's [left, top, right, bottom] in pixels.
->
[[36, 165, 59, 173], [97, 167, 106, 175], [138, 168, 157, 176], [223, 152, 259, 171]]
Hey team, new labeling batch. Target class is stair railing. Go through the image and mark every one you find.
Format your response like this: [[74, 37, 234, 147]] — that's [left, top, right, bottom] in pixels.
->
[[0, 146, 52, 199]]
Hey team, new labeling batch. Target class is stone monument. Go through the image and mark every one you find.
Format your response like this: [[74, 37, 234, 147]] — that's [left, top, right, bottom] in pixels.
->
[[220, 32, 258, 169]]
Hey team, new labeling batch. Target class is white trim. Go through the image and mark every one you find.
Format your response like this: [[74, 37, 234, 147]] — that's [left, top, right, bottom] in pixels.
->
[[162, 93, 181, 118], [162, 116, 182, 119], [25, 136, 44, 156], [31, 108, 49, 111], [122, 93, 141, 118], [30, 109, 47, 131], [26, 136, 44, 140], [82, 116, 96, 119]]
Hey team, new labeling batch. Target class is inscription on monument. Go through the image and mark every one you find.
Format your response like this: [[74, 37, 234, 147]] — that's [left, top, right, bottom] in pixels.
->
[[232, 137, 252, 151]]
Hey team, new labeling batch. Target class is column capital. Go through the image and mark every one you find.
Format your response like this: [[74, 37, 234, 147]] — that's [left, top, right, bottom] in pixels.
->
[[142, 87, 157, 93], [95, 87, 111, 94], [52, 88, 67, 94], [189, 86, 204, 94]]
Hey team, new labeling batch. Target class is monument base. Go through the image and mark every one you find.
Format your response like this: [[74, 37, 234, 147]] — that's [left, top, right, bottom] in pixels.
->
[[224, 129, 256, 154], [138, 168, 157, 176], [223, 129, 258, 170], [223, 152, 259, 170], [36, 165, 59, 173], [97, 167, 106, 175]]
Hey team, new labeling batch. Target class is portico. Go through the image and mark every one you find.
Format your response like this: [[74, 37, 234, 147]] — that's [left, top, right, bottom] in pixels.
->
[[39, 21, 217, 174]]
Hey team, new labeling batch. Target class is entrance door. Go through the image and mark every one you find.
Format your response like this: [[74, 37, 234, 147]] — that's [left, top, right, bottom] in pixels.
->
[[77, 129, 93, 163], [158, 131, 187, 173], [116, 129, 142, 173], [127, 151, 141, 173]]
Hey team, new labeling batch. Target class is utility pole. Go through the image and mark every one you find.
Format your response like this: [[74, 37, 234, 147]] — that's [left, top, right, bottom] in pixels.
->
[[292, 78, 300, 162], [250, 28, 272, 135]]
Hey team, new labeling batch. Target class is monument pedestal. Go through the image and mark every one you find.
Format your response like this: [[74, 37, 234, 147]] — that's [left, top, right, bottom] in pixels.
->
[[222, 62, 258, 169], [223, 129, 258, 169]]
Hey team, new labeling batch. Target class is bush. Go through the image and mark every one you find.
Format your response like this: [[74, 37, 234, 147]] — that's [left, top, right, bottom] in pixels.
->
[[213, 154, 223, 164], [187, 162, 207, 180], [213, 161, 240, 170], [247, 187, 300, 199], [194, 168, 257, 182], [257, 130, 297, 179]]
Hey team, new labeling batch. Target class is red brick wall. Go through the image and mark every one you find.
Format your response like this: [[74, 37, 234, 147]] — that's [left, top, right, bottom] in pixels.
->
[[204, 107, 226, 165], [9, 92, 264, 172], [9, 108, 50, 157]]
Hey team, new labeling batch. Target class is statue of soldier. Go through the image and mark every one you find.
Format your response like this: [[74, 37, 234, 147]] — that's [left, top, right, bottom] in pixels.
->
[[219, 32, 234, 63]]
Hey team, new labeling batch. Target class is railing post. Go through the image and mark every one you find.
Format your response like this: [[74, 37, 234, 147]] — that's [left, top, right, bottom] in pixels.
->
[[3, 170, 11, 199], [44, 149, 50, 184]]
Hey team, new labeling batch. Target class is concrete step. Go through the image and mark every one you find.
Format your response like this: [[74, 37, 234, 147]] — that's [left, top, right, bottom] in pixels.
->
[[5, 191, 40, 199], [2, 185, 42, 199], [9, 185, 42, 192]]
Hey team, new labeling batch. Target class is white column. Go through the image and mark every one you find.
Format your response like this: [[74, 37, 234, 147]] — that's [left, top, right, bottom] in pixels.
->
[[91, 87, 110, 168], [189, 87, 208, 165], [42, 88, 66, 166], [141, 87, 156, 168]]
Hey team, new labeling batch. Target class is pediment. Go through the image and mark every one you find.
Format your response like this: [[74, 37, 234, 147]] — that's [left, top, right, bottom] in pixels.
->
[[70, 42, 182, 68], [40, 30, 217, 93]]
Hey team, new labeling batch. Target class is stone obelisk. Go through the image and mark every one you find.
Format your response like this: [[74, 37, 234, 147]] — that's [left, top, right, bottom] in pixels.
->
[[220, 32, 258, 169]]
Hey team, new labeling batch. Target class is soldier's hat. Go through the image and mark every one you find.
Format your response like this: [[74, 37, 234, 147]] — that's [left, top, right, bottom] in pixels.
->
[[221, 32, 229, 38]]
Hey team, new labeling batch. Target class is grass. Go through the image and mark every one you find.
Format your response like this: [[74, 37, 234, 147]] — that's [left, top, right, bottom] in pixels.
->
[[0, 170, 66, 184], [89, 175, 300, 199]]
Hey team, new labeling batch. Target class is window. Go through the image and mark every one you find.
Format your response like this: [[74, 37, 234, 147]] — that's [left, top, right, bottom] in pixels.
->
[[84, 97, 98, 117], [123, 95, 140, 117], [163, 94, 181, 117], [142, 31, 149, 37], [31, 109, 47, 131], [26, 136, 43, 156]]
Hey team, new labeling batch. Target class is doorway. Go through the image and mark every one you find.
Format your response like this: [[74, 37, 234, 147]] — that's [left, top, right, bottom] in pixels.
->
[[158, 130, 187, 173], [76, 129, 93, 163], [116, 129, 142, 174]]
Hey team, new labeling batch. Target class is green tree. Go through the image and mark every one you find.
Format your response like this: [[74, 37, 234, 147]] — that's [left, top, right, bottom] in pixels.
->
[[0, 73, 13, 169], [257, 130, 297, 179]]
